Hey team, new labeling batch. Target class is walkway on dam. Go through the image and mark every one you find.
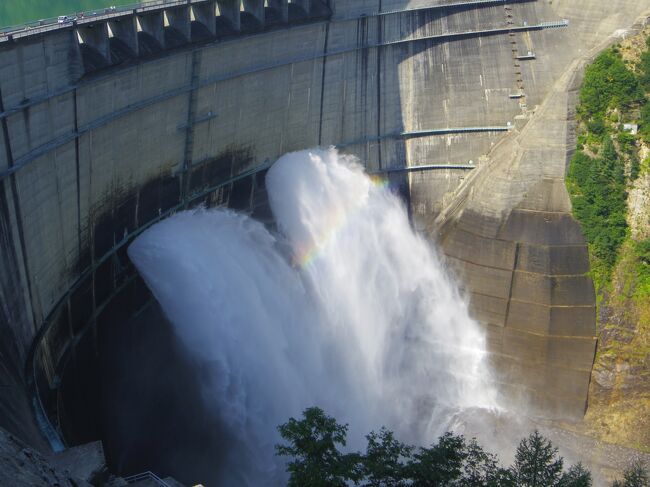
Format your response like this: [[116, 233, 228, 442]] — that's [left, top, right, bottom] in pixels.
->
[[1, 0, 555, 40]]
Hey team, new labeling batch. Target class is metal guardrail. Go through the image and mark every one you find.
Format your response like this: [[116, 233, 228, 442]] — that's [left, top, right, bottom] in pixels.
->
[[105, 470, 174, 486], [401, 126, 512, 137], [381, 19, 569, 48], [371, 163, 477, 174], [123, 471, 173, 486], [539, 20, 569, 28], [334, 0, 512, 20], [336, 125, 512, 149]]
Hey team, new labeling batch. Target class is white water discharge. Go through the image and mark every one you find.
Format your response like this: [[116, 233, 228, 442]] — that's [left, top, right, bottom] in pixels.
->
[[128, 148, 498, 485]]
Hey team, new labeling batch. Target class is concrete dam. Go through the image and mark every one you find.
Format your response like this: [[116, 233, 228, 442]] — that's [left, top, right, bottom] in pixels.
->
[[0, 0, 649, 483]]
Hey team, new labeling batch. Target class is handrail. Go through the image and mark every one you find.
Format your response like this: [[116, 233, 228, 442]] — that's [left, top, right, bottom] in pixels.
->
[[123, 470, 173, 486], [371, 163, 477, 173], [332, 0, 518, 20], [105, 470, 174, 486]]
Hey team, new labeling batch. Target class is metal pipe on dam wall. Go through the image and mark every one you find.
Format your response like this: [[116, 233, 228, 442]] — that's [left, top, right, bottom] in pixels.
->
[[0, 0, 647, 454]]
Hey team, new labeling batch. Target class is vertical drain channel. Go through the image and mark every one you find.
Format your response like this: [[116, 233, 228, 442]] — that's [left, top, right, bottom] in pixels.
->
[[0, 84, 37, 330], [318, 22, 330, 147], [503, 241, 520, 328], [73, 89, 82, 272], [376, 3, 382, 169], [182, 49, 202, 207]]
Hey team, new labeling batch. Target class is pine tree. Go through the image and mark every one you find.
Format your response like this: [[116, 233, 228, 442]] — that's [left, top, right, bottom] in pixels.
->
[[612, 460, 649, 487], [510, 430, 564, 487], [558, 462, 592, 487], [408, 432, 468, 487], [460, 438, 514, 487]]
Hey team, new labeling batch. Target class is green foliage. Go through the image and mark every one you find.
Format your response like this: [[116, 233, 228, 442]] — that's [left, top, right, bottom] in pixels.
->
[[612, 460, 649, 487], [640, 103, 650, 144], [567, 138, 628, 269], [362, 428, 412, 487], [617, 131, 637, 156], [408, 432, 468, 486], [569, 33, 650, 309], [276, 409, 621, 487], [275, 407, 361, 487], [510, 430, 564, 487], [460, 439, 514, 487], [639, 37, 650, 92], [578, 50, 644, 130], [558, 463, 593, 487]]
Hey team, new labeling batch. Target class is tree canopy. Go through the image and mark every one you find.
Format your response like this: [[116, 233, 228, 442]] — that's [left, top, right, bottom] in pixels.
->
[[275, 408, 647, 486]]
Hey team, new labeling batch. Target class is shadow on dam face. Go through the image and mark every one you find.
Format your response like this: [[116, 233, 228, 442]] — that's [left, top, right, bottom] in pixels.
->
[[60, 301, 234, 486], [51, 165, 412, 487], [27, 145, 271, 485]]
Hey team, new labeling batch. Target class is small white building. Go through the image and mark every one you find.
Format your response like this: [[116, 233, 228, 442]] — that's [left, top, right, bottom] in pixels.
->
[[623, 123, 638, 135]]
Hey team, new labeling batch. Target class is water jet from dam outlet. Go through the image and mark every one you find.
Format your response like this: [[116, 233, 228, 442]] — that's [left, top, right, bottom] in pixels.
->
[[128, 148, 501, 485]]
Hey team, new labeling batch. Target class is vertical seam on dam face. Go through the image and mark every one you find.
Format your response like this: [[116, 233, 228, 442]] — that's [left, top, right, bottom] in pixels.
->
[[503, 241, 520, 326], [0, 83, 36, 332], [182, 50, 202, 207], [318, 22, 330, 146], [74, 90, 82, 267], [376, 10, 382, 169]]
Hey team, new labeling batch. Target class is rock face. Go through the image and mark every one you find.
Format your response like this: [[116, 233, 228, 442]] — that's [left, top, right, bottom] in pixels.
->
[[584, 242, 650, 451]]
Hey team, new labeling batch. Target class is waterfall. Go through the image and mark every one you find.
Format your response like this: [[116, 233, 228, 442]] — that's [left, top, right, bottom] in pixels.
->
[[128, 148, 498, 485]]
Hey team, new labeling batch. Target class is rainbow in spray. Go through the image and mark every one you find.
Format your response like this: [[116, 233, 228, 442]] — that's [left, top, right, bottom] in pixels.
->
[[293, 171, 391, 268]]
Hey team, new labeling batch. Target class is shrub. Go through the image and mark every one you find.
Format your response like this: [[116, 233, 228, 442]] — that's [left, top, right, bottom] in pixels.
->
[[567, 138, 628, 269], [579, 50, 644, 124]]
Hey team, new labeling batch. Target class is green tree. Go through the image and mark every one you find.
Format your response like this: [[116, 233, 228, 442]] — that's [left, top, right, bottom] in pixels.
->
[[276, 407, 361, 487], [640, 102, 650, 144], [460, 438, 514, 487], [276, 412, 596, 487], [558, 463, 592, 487], [567, 137, 628, 269], [612, 460, 649, 487], [638, 37, 650, 91], [361, 427, 412, 487], [408, 432, 467, 486], [510, 430, 564, 487], [578, 50, 644, 124]]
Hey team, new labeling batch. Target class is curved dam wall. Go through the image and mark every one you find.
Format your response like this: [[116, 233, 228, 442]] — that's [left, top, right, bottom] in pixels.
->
[[0, 0, 647, 453]]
